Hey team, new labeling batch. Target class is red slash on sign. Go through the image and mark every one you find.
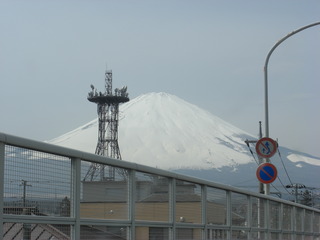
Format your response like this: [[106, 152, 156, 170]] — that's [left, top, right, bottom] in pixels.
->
[[255, 137, 277, 158]]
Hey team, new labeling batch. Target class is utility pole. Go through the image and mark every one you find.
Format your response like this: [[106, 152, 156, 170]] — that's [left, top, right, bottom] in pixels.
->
[[20, 180, 32, 240], [258, 121, 264, 194], [286, 183, 306, 203], [20, 180, 31, 207], [245, 121, 264, 194]]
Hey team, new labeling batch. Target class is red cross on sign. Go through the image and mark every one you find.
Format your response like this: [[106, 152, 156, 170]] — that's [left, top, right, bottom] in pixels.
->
[[255, 137, 277, 158]]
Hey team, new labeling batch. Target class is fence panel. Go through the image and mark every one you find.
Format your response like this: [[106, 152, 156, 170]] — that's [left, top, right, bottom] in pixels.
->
[[231, 192, 248, 227], [175, 180, 202, 224], [251, 197, 266, 229], [206, 187, 227, 226], [4, 145, 72, 218], [135, 171, 170, 222], [80, 161, 129, 221]]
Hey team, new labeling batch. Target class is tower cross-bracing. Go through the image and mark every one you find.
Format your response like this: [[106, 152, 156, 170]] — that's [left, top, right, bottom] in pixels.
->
[[84, 69, 129, 181]]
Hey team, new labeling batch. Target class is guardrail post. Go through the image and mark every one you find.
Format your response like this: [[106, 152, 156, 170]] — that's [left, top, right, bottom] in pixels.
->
[[202, 185, 207, 240], [128, 169, 135, 240], [0, 142, 4, 238], [226, 190, 232, 239], [170, 178, 176, 240], [71, 157, 81, 239]]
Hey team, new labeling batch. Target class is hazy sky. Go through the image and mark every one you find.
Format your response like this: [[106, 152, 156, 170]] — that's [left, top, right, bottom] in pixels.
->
[[1, 1, 320, 157]]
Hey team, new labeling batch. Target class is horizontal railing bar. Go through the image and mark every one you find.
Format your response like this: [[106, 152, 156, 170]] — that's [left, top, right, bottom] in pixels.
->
[[79, 220, 131, 227], [3, 215, 75, 224]]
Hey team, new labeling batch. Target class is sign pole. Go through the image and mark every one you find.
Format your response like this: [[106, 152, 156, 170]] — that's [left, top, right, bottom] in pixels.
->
[[264, 163, 270, 195], [255, 137, 278, 195], [258, 122, 264, 194]]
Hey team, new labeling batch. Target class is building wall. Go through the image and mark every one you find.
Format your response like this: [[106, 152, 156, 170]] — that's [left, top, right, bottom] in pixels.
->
[[80, 201, 225, 224], [80, 202, 128, 219]]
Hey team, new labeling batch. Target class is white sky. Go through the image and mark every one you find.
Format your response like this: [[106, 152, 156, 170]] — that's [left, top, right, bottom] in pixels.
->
[[1, 0, 319, 157]]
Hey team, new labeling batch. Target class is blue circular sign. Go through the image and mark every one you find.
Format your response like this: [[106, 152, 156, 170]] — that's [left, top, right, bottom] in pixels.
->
[[256, 163, 277, 184]]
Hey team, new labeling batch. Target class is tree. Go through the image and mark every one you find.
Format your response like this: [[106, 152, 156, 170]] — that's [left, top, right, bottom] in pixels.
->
[[59, 196, 70, 217], [300, 190, 313, 207]]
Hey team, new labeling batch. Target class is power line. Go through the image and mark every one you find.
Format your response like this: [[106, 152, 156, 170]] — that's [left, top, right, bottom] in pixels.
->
[[272, 175, 291, 195], [245, 141, 259, 165], [277, 146, 294, 186]]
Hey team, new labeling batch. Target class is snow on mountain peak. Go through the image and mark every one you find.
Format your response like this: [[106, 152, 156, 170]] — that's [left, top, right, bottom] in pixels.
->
[[49, 92, 256, 170]]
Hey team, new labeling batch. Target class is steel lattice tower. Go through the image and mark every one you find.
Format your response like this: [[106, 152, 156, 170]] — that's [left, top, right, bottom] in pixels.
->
[[84, 69, 129, 181]]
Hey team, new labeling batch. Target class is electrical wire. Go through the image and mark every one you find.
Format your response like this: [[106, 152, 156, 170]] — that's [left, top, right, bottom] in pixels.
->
[[275, 142, 318, 204], [245, 141, 260, 165], [266, 147, 293, 195], [272, 176, 292, 195], [270, 183, 282, 195], [277, 148, 294, 186]]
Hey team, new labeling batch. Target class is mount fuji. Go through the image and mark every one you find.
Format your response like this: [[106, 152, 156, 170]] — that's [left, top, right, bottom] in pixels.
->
[[49, 92, 320, 195]]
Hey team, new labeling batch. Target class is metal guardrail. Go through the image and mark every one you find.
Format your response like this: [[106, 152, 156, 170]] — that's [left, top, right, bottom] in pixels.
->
[[0, 132, 319, 240]]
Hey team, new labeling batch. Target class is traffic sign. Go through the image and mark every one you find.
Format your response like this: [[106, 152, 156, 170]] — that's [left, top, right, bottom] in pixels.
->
[[255, 137, 277, 158], [256, 163, 277, 184]]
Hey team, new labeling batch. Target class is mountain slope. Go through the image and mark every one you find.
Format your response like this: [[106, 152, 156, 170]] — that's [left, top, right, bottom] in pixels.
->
[[50, 92, 255, 170]]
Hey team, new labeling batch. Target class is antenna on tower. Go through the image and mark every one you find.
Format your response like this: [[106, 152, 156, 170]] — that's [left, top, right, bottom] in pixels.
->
[[84, 67, 129, 181]]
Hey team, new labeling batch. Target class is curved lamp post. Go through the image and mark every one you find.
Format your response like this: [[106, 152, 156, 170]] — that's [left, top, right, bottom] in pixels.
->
[[264, 21, 320, 138], [263, 22, 320, 195]]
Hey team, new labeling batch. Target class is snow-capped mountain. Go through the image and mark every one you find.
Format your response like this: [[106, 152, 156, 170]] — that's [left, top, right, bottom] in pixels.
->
[[50, 92, 255, 169], [49, 92, 320, 193]]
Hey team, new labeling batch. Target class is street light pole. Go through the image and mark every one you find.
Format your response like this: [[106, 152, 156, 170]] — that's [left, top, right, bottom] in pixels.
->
[[264, 21, 320, 138], [263, 22, 320, 195]]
